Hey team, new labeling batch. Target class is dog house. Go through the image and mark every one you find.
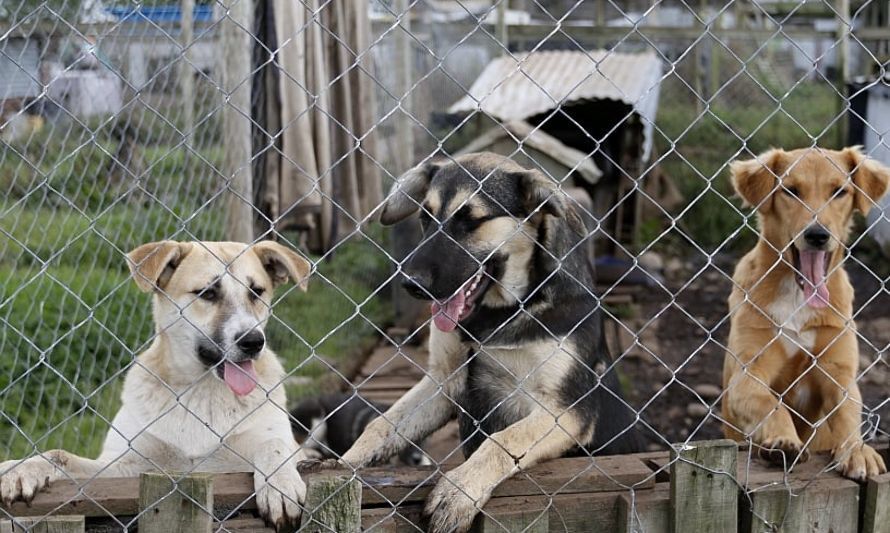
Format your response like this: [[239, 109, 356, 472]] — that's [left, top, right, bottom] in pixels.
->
[[449, 49, 663, 248]]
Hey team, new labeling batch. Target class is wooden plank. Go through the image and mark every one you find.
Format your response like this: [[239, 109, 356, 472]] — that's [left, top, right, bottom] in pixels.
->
[[617, 483, 670, 533], [217, 516, 274, 532], [300, 474, 361, 533], [740, 477, 859, 533], [360, 491, 623, 532], [355, 454, 654, 506], [648, 449, 845, 489], [0, 516, 84, 533], [477, 506, 548, 532], [138, 472, 213, 533], [208, 472, 257, 513], [860, 472, 890, 533], [670, 439, 738, 533], [0, 476, 141, 518]]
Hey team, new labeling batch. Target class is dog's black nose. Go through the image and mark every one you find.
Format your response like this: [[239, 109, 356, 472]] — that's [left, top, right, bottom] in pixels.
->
[[803, 225, 831, 248], [236, 330, 265, 355], [401, 274, 432, 300]]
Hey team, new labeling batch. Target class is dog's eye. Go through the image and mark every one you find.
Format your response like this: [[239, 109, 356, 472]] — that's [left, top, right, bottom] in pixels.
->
[[249, 286, 265, 300], [193, 287, 219, 302], [782, 186, 800, 198], [833, 187, 848, 199]]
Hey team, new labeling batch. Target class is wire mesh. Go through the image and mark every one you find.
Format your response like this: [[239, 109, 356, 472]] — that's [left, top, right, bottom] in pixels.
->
[[2, 0, 890, 531]]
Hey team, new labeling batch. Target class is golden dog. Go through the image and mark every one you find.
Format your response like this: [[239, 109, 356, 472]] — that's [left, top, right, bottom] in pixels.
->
[[722, 146, 889, 480]]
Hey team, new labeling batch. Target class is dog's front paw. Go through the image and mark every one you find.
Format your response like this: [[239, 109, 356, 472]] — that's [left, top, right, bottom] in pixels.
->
[[0, 457, 59, 505], [758, 436, 808, 466], [835, 443, 886, 481], [423, 467, 488, 533], [254, 465, 306, 531]]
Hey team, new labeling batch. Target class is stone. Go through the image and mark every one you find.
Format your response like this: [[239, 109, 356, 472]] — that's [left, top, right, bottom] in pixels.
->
[[687, 403, 710, 418], [694, 384, 722, 400]]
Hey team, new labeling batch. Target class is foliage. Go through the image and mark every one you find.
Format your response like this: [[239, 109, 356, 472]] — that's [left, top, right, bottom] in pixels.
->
[[650, 80, 845, 254]]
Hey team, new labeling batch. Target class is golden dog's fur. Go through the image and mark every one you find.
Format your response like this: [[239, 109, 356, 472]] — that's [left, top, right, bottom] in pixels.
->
[[722, 146, 889, 480]]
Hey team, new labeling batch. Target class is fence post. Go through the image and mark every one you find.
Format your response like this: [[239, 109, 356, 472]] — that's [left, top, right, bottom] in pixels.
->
[[220, 0, 255, 242], [138, 472, 213, 533], [300, 474, 362, 533], [670, 439, 738, 533], [179, 0, 195, 156], [863, 472, 890, 533], [0, 516, 84, 533]]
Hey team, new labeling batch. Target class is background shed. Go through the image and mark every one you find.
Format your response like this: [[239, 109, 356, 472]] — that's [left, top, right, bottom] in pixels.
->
[[449, 49, 663, 249]]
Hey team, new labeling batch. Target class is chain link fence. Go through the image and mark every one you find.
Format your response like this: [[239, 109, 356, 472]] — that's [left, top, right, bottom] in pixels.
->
[[2, 0, 890, 531]]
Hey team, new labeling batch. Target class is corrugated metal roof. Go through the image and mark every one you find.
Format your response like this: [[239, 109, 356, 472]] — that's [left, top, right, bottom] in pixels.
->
[[0, 38, 41, 100], [457, 120, 602, 184], [449, 50, 663, 160]]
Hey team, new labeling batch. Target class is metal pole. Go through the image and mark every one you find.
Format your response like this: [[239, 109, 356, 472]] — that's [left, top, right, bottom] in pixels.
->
[[179, 0, 194, 157], [221, 0, 254, 242]]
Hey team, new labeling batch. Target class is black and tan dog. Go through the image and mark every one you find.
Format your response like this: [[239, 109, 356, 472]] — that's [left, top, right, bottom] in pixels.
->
[[340, 153, 640, 532]]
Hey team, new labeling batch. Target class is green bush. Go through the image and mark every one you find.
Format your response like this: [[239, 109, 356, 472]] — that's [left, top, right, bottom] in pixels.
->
[[652, 81, 844, 252]]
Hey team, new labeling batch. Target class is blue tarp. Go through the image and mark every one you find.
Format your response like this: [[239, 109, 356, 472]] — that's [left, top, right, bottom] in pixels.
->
[[105, 5, 213, 23]]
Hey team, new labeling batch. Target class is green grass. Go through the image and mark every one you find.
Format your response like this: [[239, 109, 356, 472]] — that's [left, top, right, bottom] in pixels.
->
[[650, 81, 844, 253]]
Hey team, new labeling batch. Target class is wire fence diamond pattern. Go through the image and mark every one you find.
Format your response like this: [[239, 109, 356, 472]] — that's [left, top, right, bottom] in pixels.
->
[[2, 0, 890, 531]]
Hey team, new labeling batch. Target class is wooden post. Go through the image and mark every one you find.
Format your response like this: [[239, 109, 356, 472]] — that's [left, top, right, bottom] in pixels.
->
[[394, 0, 414, 174], [221, 0, 255, 242], [179, 0, 195, 156], [863, 472, 890, 533], [618, 485, 670, 533], [740, 478, 859, 533], [670, 439, 738, 533], [496, 0, 508, 50], [138, 472, 213, 533], [836, 0, 851, 146], [478, 507, 548, 532], [0, 516, 84, 533], [300, 474, 362, 533]]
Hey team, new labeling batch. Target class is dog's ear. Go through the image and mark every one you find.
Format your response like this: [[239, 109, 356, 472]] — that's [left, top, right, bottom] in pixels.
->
[[843, 146, 890, 215], [252, 241, 312, 291], [127, 241, 192, 293], [730, 149, 785, 211], [517, 169, 566, 218], [379, 161, 442, 225]]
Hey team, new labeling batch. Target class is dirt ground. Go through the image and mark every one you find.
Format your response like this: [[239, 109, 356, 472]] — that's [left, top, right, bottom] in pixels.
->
[[617, 252, 890, 451], [355, 251, 889, 460]]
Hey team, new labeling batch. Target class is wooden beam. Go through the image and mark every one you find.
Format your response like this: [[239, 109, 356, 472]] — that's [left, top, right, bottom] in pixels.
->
[[300, 474, 362, 533], [179, 0, 195, 156], [739, 477, 859, 533], [0, 516, 84, 533], [617, 483, 670, 533], [137, 472, 213, 533], [220, 0, 255, 242], [863, 472, 890, 533], [670, 440, 738, 533]]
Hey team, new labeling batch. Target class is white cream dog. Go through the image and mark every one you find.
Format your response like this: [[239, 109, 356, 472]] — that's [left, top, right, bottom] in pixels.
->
[[0, 240, 311, 529]]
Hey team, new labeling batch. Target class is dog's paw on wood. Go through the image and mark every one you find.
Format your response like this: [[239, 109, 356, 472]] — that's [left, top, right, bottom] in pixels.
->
[[0, 457, 60, 506], [254, 467, 306, 531], [423, 465, 489, 533], [757, 436, 808, 466], [835, 443, 886, 482]]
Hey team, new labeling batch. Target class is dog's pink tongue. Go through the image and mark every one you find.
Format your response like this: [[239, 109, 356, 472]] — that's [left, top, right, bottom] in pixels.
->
[[431, 291, 466, 333], [223, 360, 258, 396], [799, 250, 830, 308]]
